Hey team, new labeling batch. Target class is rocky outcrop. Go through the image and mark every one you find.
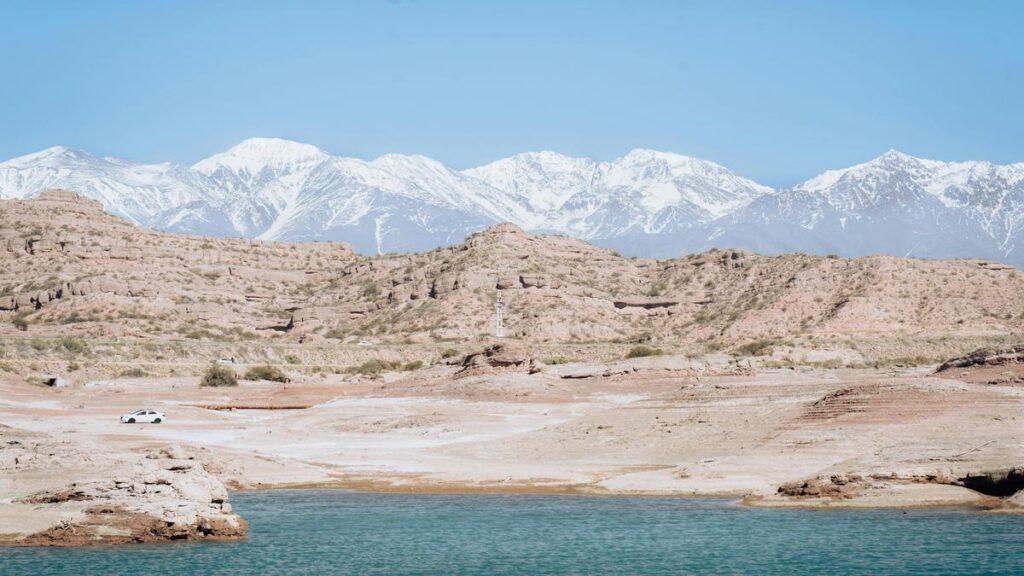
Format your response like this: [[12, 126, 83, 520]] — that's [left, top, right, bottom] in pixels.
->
[[0, 276, 142, 312], [775, 468, 1024, 506], [458, 343, 542, 375], [3, 193, 1024, 343], [1, 429, 247, 547], [613, 298, 678, 310], [957, 467, 1024, 497], [777, 474, 867, 499], [936, 346, 1024, 373], [19, 506, 245, 547]]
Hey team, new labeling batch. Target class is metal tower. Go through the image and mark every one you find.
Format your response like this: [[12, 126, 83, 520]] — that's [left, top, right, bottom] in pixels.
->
[[495, 289, 505, 338]]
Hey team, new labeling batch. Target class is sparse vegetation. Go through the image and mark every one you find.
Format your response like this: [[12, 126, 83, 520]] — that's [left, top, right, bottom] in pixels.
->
[[544, 356, 573, 365], [244, 365, 289, 382], [57, 336, 89, 355], [734, 339, 782, 357], [118, 367, 149, 378], [11, 314, 28, 331], [346, 358, 403, 376], [441, 348, 460, 359], [361, 282, 380, 299], [324, 328, 346, 340], [401, 360, 424, 371], [200, 365, 238, 387], [625, 346, 664, 359]]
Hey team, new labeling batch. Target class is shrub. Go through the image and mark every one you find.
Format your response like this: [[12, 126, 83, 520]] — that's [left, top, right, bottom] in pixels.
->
[[201, 365, 238, 387], [119, 367, 148, 378], [347, 359, 402, 376], [284, 354, 301, 365], [625, 346, 664, 359], [545, 356, 573, 365], [244, 365, 289, 382], [441, 348, 460, 359], [58, 336, 89, 355], [818, 358, 844, 369], [324, 328, 346, 340], [702, 340, 725, 353], [401, 360, 424, 371], [734, 339, 779, 357], [11, 314, 28, 331]]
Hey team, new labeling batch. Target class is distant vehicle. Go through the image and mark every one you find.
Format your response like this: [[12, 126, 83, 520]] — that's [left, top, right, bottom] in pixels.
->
[[357, 340, 373, 347], [217, 357, 236, 365], [121, 409, 164, 424]]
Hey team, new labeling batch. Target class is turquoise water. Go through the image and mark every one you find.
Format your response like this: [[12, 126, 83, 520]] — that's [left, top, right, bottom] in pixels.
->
[[2, 490, 1022, 575]]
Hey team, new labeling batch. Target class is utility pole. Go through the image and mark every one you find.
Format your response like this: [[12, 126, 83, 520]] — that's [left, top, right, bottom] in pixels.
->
[[495, 289, 505, 338]]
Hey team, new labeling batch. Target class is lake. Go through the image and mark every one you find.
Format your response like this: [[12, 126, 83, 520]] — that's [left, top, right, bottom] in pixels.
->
[[3, 490, 1022, 575]]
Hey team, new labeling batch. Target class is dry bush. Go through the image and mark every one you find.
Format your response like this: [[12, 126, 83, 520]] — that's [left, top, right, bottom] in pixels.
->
[[201, 365, 238, 387]]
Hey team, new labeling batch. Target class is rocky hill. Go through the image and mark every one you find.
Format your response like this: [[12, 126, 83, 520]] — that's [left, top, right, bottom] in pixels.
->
[[0, 190, 355, 341], [2, 191, 1023, 347]]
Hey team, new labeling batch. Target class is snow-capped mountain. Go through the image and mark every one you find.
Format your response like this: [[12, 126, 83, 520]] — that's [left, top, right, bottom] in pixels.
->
[[466, 149, 770, 239], [1, 138, 1023, 267], [708, 150, 1024, 263], [0, 146, 214, 225]]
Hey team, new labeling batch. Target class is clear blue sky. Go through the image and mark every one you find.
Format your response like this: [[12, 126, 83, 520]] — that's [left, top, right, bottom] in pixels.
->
[[2, 0, 1021, 186]]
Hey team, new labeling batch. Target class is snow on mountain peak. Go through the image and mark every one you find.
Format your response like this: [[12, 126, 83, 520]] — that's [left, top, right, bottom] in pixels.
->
[[604, 149, 771, 217], [620, 147, 690, 163], [371, 152, 449, 172], [463, 151, 597, 213], [878, 148, 913, 162], [797, 150, 919, 194], [4, 139, 1024, 267], [192, 137, 329, 175], [0, 145, 97, 168]]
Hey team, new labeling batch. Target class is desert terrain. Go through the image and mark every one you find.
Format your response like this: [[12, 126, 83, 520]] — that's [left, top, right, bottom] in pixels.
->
[[1, 191, 1022, 545]]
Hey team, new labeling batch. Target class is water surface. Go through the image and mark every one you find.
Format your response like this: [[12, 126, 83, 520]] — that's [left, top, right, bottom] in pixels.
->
[[3, 490, 1022, 575]]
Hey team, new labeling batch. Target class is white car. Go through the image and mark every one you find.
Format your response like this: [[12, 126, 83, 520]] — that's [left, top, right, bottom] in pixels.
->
[[120, 409, 164, 424]]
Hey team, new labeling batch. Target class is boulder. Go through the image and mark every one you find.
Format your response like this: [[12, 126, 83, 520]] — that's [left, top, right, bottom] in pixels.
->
[[936, 345, 1024, 373], [430, 274, 459, 298], [458, 342, 541, 374], [520, 274, 555, 289]]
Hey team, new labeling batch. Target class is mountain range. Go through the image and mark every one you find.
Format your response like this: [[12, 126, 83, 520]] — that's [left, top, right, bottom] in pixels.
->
[[1, 137, 1022, 265]]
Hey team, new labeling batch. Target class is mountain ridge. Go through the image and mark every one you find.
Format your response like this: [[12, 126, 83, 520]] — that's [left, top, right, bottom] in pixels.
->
[[3, 191, 1021, 345], [2, 138, 1022, 265]]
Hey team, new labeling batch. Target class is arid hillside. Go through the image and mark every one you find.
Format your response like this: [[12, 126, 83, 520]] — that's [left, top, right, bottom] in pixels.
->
[[1, 190, 356, 340], [3, 190, 1023, 348]]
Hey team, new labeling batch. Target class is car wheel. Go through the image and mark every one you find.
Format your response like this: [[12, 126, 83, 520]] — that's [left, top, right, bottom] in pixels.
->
[[127, 418, 136, 424], [153, 418, 162, 423]]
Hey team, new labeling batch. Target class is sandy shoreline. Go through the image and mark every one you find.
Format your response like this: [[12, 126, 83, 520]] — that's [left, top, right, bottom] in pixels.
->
[[236, 480, 1008, 511], [2, 353, 1023, 545]]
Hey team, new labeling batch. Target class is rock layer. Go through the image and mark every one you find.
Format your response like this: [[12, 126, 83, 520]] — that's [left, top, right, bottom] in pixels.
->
[[0, 426, 246, 546], [2, 192, 1022, 346]]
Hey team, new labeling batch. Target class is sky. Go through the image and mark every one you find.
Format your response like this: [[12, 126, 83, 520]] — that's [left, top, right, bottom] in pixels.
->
[[1, 0, 1022, 187]]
